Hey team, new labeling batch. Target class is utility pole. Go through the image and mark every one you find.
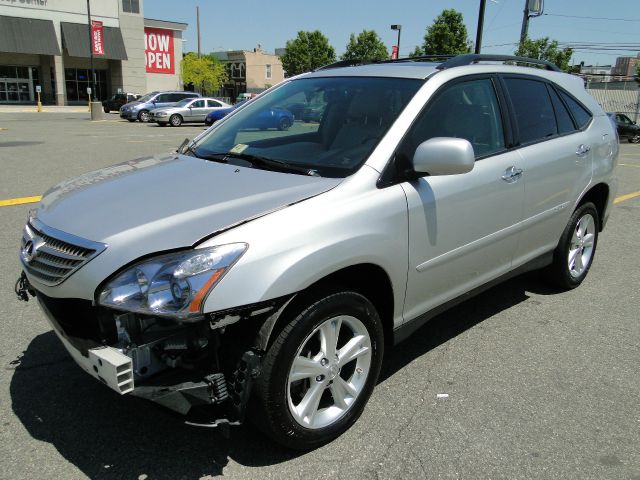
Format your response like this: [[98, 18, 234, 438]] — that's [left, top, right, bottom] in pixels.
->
[[86, 0, 95, 110], [475, 0, 487, 54], [196, 6, 201, 57], [519, 0, 530, 48]]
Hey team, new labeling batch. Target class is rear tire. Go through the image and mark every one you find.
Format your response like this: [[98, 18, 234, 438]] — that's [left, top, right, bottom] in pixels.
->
[[250, 290, 384, 450], [103, 107, 110, 113], [544, 202, 599, 290], [630, 134, 640, 144]]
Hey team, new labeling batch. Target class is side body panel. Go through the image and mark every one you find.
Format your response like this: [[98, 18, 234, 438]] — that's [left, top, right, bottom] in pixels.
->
[[401, 150, 524, 322]]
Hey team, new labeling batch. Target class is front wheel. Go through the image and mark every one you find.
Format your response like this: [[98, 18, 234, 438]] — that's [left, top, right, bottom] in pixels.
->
[[103, 107, 110, 113], [278, 117, 291, 131], [251, 290, 384, 450], [138, 110, 150, 122], [544, 202, 599, 290], [630, 134, 640, 144], [169, 114, 182, 127]]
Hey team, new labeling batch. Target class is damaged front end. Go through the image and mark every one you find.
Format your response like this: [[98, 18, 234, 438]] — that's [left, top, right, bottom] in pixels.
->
[[16, 272, 289, 428]]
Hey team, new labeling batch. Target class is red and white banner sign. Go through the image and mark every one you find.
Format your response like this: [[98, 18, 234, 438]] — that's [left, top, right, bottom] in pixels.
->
[[145, 27, 175, 74], [91, 20, 104, 55], [391, 45, 399, 60]]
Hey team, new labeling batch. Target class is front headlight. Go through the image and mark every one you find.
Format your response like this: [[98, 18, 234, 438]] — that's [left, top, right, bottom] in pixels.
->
[[156, 112, 168, 117], [98, 243, 247, 320]]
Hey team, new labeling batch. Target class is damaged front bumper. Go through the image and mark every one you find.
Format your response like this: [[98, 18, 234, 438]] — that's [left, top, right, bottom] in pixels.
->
[[18, 275, 287, 427]]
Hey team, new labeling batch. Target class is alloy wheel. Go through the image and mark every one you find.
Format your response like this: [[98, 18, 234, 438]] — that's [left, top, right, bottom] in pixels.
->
[[287, 315, 371, 429], [568, 213, 596, 278]]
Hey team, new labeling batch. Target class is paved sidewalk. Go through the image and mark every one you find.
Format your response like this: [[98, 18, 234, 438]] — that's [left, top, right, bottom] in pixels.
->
[[0, 105, 89, 113]]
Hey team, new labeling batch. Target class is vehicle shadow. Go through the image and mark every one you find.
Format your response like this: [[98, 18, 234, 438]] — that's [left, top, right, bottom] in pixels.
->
[[9, 272, 554, 477]]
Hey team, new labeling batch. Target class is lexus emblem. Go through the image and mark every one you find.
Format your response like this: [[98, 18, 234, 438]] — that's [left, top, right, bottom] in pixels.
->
[[22, 237, 42, 263]]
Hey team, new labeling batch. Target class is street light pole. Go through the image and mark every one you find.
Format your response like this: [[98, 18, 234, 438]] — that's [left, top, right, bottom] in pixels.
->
[[86, 0, 95, 109], [390, 24, 402, 59], [475, 0, 487, 54], [519, 0, 530, 48]]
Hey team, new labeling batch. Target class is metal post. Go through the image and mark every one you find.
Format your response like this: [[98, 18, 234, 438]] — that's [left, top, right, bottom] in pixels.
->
[[519, 0, 530, 49], [196, 6, 201, 57], [396, 28, 401, 58], [86, 0, 95, 110], [475, 0, 487, 54]]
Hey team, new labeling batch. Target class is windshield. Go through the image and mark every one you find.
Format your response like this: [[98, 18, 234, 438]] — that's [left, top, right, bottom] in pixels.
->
[[137, 93, 156, 103], [191, 77, 422, 177], [175, 98, 192, 107]]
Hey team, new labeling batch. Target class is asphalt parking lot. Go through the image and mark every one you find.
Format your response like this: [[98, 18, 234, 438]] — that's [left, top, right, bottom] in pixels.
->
[[0, 111, 639, 480]]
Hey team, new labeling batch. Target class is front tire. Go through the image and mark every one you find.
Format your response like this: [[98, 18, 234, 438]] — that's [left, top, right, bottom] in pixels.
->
[[169, 114, 182, 127], [251, 290, 384, 450], [138, 110, 150, 122], [545, 202, 599, 290], [630, 134, 640, 144], [278, 117, 292, 131], [103, 107, 110, 113]]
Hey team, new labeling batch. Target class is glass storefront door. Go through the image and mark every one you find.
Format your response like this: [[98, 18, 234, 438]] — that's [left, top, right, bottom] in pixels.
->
[[0, 66, 38, 103]]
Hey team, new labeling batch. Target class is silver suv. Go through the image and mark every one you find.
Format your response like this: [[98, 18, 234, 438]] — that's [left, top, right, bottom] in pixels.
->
[[16, 54, 618, 449]]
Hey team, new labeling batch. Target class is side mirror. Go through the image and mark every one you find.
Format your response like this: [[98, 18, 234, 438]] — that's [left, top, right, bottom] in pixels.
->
[[412, 137, 475, 176]]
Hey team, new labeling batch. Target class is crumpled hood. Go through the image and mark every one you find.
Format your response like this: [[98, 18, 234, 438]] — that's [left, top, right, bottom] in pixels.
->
[[36, 153, 341, 252]]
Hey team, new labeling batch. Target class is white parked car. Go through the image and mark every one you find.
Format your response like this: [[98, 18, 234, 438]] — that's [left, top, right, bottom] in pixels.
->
[[17, 54, 618, 449]]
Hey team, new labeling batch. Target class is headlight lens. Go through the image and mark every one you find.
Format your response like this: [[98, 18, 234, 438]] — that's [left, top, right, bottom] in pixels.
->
[[98, 243, 247, 319], [156, 112, 167, 117]]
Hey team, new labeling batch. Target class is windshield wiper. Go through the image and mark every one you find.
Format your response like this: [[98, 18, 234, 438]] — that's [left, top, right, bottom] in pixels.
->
[[197, 151, 319, 176]]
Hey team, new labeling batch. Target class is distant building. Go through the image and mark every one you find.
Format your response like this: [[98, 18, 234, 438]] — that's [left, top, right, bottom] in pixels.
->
[[0, 0, 186, 105], [211, 46, 284, 101], [579, 65, 613, 83], [612, 55, 640, 77]]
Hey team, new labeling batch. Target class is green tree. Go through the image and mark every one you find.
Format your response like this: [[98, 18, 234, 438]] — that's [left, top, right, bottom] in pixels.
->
[[409, 45, 424, 58], [181, 53, 228, 94], [515, 37, 573, 72], [422, 9, 472, 55], [281, 31, 336, 76], [342, 30, 389, 62]]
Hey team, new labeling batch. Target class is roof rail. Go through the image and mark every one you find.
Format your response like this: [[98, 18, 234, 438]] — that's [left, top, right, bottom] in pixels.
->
[[436, 54, 562, 72], [315, 59, 372, 71]]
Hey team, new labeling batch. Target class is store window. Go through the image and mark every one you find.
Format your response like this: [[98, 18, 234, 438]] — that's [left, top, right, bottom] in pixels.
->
[[266, 64, 272, 79], [122, 0, 140, 13], [65, 68, 108, 102]]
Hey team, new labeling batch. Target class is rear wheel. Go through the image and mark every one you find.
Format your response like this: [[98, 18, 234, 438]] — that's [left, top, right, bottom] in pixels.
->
[[251, 290, 384, 450], [630, 134, 640, 144], [169, 114, 182, 127], [103, 107, 110, 113], [545, 202, 599, 290]]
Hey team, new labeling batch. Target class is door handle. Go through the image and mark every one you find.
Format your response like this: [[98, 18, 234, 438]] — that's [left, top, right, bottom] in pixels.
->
[[576, 144, 591, 157], [501, 166, 523, 183]]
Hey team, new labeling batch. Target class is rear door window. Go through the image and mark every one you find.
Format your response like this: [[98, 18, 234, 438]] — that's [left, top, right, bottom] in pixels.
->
[[503, 78, 557, 144], [207, 100, 222, 108]]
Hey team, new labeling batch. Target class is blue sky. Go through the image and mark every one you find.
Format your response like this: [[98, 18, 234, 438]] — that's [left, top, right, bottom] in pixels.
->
[[145, 0, 640, 67]]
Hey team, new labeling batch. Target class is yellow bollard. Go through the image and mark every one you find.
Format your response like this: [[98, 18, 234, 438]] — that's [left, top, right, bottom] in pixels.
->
[[37, 91, 42, 112], [88, 94, 92, 112]]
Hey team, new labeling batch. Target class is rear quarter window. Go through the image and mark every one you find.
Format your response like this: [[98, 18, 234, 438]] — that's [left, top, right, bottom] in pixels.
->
[[558, 91, 593, 129]]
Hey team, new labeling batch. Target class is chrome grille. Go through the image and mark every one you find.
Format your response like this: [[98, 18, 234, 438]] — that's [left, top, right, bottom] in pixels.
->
[[20, 219, 107, 286]]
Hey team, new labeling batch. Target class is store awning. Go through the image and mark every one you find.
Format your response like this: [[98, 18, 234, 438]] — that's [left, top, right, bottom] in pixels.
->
[[0, 16, 61, 56], [60, 22, 128, 60]]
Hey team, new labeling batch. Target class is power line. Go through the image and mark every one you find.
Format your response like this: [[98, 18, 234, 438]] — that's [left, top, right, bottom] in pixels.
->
[[543, 13, 640, 23]]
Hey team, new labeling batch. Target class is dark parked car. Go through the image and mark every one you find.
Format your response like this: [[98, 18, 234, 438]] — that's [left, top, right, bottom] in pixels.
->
[[102, 93, 140, 113], [610, 113, 640, 143], [205, 101, 294, 131]]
